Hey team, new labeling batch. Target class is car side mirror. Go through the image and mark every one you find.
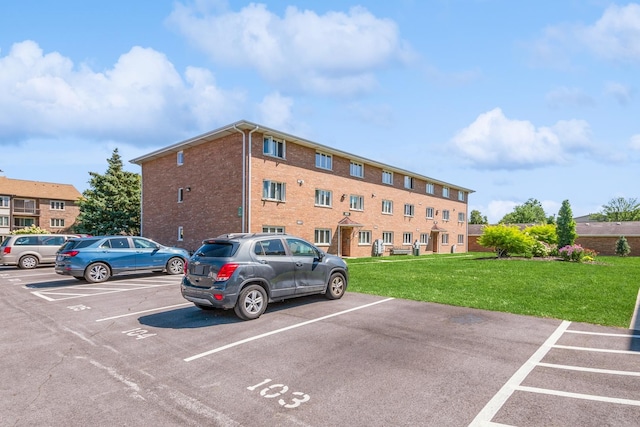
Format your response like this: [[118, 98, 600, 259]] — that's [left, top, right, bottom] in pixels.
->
[[316, 250, 325, 261]]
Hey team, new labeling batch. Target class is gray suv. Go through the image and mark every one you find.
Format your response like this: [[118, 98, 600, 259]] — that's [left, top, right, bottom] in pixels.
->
[[181, 233, 348, 320]]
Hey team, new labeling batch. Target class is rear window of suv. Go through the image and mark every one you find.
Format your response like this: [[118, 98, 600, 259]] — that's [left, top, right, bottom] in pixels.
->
[[61, 239, 101, 251], [196, 242, 237, 258]]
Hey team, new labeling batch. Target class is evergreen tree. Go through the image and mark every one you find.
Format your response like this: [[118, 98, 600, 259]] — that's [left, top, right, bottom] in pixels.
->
[[615, 236, 631, 257], [556, 199, 577, 248], [469, 210, 488, 224], [74, 149, 141, 235]]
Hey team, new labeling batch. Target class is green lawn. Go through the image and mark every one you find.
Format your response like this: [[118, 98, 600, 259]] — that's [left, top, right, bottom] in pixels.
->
[[346, 253, 640, 328]]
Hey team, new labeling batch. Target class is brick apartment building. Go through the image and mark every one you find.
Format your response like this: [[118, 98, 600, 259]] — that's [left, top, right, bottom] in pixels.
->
[[131, 120, 474, 257], [0, 176, 82, 235]]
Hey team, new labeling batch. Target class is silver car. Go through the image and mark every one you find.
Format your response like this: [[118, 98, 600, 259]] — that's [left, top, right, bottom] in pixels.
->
[[181, 233, 349, 320], [0, 234, 76, 269]]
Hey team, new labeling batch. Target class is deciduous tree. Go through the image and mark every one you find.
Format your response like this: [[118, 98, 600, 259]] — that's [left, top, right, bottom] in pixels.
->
[[469, 210, 488, 224], [499, 198, 548, 224]]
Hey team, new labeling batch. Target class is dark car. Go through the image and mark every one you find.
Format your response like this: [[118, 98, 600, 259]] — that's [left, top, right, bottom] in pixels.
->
[[55, 236, 189, 283], [181, 233, 348, 320]]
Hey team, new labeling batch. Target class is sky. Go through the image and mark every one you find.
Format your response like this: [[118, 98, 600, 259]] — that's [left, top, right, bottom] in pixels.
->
[[1, 0, 639, 223]]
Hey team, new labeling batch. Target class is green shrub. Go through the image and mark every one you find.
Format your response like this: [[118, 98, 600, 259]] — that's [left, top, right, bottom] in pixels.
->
[[524, 224, 557, 245], [478, 224, 536, 258], [615, 236, 631, 257], [12, 225, 50, 234]]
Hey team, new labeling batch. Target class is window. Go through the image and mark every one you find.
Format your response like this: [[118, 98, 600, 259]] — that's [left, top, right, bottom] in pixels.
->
[[102, 237, 130, 249], [442, 234, 449, 244], [263, 180, 286, 202], [350, 161, 364, 178], [314, 229, 331, 245], [381, 200, 393, 214], [458, 191, 465, 201], [404, 176, 414, 189], [263, 226, 285, 233], [178, 226, 184, 241], [0, 196, 9, 207], [255, 239, 286, 256], [458, 234, 464, 244], [458, 212, 465, 222], [315, 152, 332, 170], [50, 218, 65, 228], [420, 233, 429, 244], [426, 183, 434, 194], [403, 232, 413, 244], [404, 204, 414, 217], [50, 201, 65, 210], [287, 238, 317, 256], [350, 195, 364, 211], [263, 136, 285, 159], [358, 231, 371, 245], [178, 188, 184, 203], [14, 218, 34, 228], [443, 187, 450, 198], [442, 210, 450, 221], [382, 170, 393, 185], [177, 151, 184, 165], [315, 189, 332, 207], [0, 216, 8, 226], [14, 199, 36, 214], [382, 231, 393, 245], [426, 207, 434, 219]]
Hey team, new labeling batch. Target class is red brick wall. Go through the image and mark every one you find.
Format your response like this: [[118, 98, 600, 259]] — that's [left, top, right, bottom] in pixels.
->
[[576, 236, 640, 256], [37, 199, 80, 234]]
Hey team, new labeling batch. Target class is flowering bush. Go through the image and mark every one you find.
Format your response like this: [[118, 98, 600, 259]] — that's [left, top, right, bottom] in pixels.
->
[[558, 244, 585, 262]]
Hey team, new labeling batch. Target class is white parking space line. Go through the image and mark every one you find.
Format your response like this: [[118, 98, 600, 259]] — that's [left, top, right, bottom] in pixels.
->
[[565, 330, 640, 338], [516, 386, 640, 407], [469, 320, 571, 427], [96, 303, 192, 322], [184, 297, 395, 362], [30, 282, 178, 301], [553, 344, 640, 355], [537, 362, 640, 377]]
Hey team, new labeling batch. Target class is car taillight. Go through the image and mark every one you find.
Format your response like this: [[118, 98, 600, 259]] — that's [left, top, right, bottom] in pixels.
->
[[2, 247, 10, 254], [216, 263, 239, 281], [183, 259, 188, 275], [62, 250, 80, 257]]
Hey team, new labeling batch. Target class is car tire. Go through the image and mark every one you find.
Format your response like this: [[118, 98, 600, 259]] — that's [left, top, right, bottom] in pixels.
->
[[234, 284, 267, 320], [166, 257, 185, 275], [325, 272, 346, 300], [18, 255, 38, 269], [84, 262, 110, 283]]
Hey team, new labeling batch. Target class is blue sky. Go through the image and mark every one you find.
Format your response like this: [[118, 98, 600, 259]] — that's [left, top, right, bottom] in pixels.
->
[[1, 0, 639, 223]]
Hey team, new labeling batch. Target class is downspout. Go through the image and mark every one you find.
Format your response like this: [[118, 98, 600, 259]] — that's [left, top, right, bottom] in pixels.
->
[[247, 126, 260, 233], [232, 125, 246, 232]]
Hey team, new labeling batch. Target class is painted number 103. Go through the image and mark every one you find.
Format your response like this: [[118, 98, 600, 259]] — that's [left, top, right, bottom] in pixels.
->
[[247, 379, 310, 409]]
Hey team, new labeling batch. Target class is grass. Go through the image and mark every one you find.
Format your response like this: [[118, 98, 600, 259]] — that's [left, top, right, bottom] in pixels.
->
[[346, 253, 640, 328]]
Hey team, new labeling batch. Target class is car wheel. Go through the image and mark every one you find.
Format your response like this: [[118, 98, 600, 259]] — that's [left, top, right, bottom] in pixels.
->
[[166, 257, 185, 275], [325, 272, 346, 300], [234, 284, 267, 320], [84, 262, 110, 283], [18, 255, 38, 269]]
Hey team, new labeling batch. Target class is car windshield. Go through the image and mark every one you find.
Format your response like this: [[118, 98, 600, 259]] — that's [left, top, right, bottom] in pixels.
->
[[196, 242, 237, 257]]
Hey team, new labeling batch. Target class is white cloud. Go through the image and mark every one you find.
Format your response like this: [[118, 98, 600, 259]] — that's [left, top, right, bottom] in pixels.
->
[[257, 92, 294, 131], [604, 81, 634, 105], [450, 108, 593, 169], [0, 40, 244, 145], [167, 2, 411, 96]]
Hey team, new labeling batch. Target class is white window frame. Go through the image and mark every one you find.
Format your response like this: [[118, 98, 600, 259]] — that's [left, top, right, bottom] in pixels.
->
[[382, 231, 393, 245], [442, 233, 449, 244], [420, 233, 429, 245], [315, 189, 332, 207], [350, 161, 364, 178], [177, 150, 184, 166], [263, 180, 286, 202], [50, 218, 65, 228], [442, 210, 450, 221], [443, 187, 450, 198], [0, 216, 8, 226], [426, 207, 434, 219], [177, 226, 184, 241], [315, 152, 333, 170], [314, 229, 331, 245], [263, 226, 285, 233], [381, 200, 393, 214], [350, 195, 364, 211], [358, 231, 371, 245], [426, 183, 434, 194], [382, 170, 393, 185], [404, 204, 414, 217], [458, 212, 465, 222], [404, 176, 414, 189], [50, 201, 65, 210], [403, 232, 413, 245], [263, 136, 285, 159], [0, 196, 9, 207], [458, 234, 464, 244], [458, 191, 465, 201]]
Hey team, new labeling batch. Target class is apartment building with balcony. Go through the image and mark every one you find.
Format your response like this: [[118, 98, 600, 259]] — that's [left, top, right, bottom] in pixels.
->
[[131, 120, 474, 257], [0, 177, 82, 235]]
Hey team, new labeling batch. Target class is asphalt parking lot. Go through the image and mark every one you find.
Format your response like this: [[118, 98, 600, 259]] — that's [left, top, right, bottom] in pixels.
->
[[1, 266, 638, 426]]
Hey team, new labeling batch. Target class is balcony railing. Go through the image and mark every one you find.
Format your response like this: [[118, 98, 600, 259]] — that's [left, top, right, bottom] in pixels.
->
[[12, 207, 40, 215]]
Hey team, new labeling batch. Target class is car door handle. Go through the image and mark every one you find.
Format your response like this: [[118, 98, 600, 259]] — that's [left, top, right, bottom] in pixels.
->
[[260, 260, 268, 264], [295, 262, 303, 267]]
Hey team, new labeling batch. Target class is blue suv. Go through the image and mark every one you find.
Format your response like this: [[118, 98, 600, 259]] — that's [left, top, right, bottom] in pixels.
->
[[55, 236, 189, 283]]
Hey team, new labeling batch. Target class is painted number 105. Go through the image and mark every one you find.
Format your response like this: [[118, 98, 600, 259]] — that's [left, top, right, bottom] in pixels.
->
[[247, 379, 310, 409]]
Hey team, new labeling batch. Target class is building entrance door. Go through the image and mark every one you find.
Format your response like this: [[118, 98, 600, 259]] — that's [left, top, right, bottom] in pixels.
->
[[341, 227, 351, 257]]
